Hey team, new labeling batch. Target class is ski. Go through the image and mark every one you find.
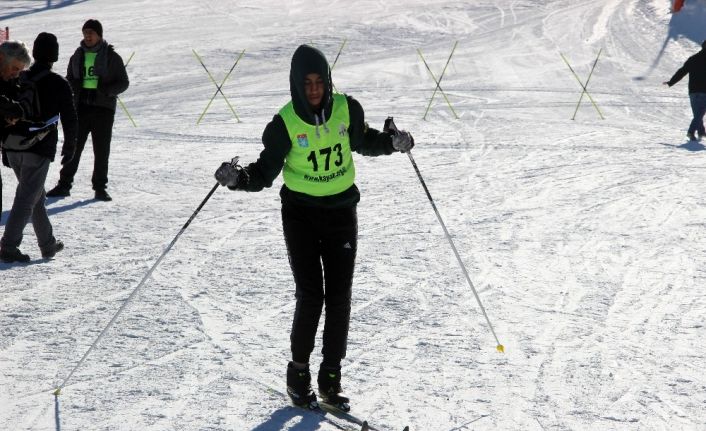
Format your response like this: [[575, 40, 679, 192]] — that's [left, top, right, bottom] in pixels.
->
[[291, 402, 358, 431], [319, 401, 409, 431], [266, 384, 408, 430]]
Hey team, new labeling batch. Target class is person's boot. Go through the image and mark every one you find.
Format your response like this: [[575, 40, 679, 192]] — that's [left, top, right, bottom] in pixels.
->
[[46, 184, 71, 197], [94, 189, 112, 201], [318, 364, 350, 412], [41, 240, 64, 259], [0, 246, 30, 263], [286, 362, 318, 409]]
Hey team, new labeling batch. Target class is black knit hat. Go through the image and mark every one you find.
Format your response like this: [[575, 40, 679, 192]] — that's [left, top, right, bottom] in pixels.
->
[[32, 32, 59, 63], [82, 19, 103, 37]]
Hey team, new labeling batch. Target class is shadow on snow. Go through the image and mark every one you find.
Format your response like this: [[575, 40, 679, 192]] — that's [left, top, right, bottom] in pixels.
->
[[0, 0, 92, 21]]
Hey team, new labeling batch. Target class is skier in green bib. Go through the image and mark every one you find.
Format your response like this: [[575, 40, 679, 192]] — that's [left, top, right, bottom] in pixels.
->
[[47, 19, 129, 201], [214, 44, 414, 411]]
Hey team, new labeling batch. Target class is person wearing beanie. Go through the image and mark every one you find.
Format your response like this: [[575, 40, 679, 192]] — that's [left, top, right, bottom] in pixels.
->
[[212, 44, 415, 411], [46, 19, 129, 202], [663, 40, 706, 141], [0, 33, 77, 263], [0, 40, 31, 236]]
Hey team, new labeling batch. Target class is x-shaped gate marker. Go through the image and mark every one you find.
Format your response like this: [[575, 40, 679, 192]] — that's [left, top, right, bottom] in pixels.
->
[[418, 41, 459, 120], [193, 49, 245, 125], [560, 49, 604, 120], [118, 52, 137, 127]]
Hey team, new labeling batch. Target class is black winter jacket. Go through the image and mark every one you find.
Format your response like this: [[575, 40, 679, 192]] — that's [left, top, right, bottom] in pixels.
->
[[2, 63, 78, 162], [0, 77, 23, 137], [233, 45, 396, 208], [67, 40, 129, 112], [668, 49, 706, 94]]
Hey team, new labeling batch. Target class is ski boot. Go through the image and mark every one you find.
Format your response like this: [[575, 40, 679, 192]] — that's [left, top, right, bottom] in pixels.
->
[[286, 362, 318, 410], [318, 364, 350, 412]]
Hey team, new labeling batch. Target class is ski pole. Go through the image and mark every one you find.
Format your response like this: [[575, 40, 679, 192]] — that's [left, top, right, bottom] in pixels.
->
[[54, 157, 240, 396], [387, 118, 504, 353]]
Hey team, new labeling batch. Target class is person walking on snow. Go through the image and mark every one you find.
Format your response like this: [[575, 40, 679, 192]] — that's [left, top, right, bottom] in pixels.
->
[[47, 19, 129, 201], [213, 44, 414, 411], [0, 33, 77, 263], [0, 40, 31, 220], [663, 40, 706, 141]]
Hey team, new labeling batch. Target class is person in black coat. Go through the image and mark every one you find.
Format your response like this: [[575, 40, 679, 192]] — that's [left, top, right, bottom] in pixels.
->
[[47, 19, 129, 201], [664, 40, 706, 141], [213, 45, 414, 410], [0, 33, 77, 263], [0, 40, 31, 221]]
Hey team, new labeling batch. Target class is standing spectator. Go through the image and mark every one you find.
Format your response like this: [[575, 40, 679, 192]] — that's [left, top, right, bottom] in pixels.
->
[[664, 40, 706, 141], [213, 44, 414, 411], [0, 33, 77, 263], [0, 40, 31, 220], [47, 19, 129, 201]]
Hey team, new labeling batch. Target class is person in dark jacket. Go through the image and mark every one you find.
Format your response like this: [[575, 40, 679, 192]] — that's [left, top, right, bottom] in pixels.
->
[[0, 33, 77, 263], [213, 44, 414, 411], [47, 19, 129, 201], [0, 40, 31, 220], [664, 40, 706, 141]]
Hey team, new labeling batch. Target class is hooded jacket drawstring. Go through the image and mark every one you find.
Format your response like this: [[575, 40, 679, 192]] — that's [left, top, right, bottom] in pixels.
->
[[314, 108, 330, 138]]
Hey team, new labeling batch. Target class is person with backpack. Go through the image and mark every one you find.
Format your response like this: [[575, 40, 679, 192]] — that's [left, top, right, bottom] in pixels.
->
[[0, 33, 77, 263], [664, 40, 706, 141], [0, 40, 31, 220], [46, 19, 129, 202], [213, 44, 414, 411]]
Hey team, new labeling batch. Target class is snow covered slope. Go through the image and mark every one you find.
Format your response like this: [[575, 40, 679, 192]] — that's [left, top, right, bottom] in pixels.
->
[[2, 0, 706, 430]]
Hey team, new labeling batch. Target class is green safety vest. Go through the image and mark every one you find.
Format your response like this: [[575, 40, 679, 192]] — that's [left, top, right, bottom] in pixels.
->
[[279, 94, 355, 196], [83, 52, 99, 89]]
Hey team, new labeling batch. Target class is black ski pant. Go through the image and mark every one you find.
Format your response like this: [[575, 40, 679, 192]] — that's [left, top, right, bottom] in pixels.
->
[[57, 106, 114, 191], [282, 202, 357, 368]]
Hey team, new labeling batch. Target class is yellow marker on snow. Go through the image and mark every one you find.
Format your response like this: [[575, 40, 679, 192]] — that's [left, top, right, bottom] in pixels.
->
[[497, 344, 505, 353], [53, 388, 61, 396]]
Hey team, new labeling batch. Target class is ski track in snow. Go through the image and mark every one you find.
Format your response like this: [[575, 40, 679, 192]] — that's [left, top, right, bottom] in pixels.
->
[[2, 0, 706, 430]]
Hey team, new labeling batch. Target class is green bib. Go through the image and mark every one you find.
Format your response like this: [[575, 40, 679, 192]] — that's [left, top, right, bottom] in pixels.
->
[[83, 52, 99, 89], [280, 94, 355, 197]]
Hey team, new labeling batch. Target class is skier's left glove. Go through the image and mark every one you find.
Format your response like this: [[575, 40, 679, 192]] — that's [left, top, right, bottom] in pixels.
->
[[391, 130, 414, 152], [215, 159, 248, 188], [384, 117, 415, 153]]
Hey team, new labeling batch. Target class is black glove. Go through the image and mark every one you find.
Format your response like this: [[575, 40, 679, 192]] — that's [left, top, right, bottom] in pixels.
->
[[383, 117, 415, 153], [61, 146, 75, 165], [214, 157, 248, 188]]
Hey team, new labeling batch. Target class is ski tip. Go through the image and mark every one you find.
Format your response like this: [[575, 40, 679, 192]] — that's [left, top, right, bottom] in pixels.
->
[[496, 344, 505, 353], [360, 421, 369, 431], [403, 427, 409, 431]]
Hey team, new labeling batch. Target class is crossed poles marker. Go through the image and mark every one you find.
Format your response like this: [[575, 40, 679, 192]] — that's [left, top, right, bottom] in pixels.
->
[[193, 49, 245, 125], [417, 41, 459, 120], [118, 52, 137, 127], [560, 49, 605, 120]]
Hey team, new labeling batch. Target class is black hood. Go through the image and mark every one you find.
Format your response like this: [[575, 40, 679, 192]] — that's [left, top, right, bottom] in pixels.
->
[[289, 44, 333, 123]]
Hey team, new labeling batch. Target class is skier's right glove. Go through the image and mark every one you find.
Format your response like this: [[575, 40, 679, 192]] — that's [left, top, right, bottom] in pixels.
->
[[214, 158, 248, 188]]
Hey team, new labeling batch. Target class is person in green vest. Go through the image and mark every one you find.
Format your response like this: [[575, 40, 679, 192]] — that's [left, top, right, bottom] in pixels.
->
[[214, 44, 414, 411], [46, 19, 129, 201]]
